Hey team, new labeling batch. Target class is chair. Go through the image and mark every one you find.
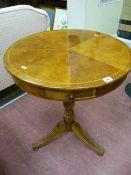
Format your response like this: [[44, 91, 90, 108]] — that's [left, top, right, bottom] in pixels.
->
[[0, 5, 49, 91]]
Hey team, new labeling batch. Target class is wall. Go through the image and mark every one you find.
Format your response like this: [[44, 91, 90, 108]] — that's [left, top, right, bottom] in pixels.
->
[[67, 0, 86, 29], [67, 0, 123, 35], [85, 0, 123, 35]]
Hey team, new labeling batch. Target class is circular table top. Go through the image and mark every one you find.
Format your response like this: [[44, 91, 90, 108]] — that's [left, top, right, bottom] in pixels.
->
[[4, 29, 131, 91]]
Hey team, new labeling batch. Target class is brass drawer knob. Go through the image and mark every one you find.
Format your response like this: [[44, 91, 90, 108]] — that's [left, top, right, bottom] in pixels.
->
[[68, 93, 75, 100]]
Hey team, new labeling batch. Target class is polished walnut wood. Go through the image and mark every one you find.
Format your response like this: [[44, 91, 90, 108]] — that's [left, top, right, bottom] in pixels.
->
[[32, 101, 104, 155], [4, 29, 131, 155]]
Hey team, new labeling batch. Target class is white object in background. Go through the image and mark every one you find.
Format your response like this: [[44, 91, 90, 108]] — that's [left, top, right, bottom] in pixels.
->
[[0, 5, 49, 91], [67, 0, 123, 35], [53, 8, 67, 30], [85, 0, 123, 35], [67, 0, 87, 29]]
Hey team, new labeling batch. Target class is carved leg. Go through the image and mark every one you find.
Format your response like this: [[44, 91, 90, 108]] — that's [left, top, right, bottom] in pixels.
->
[[72, 121, 104, 155], [32, 101, 104, 155], [32, 121, 65, 150], [63, 101, 75, 131]]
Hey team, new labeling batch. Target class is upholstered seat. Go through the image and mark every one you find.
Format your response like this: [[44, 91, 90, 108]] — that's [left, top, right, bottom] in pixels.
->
[[0, 5, 49, 91]]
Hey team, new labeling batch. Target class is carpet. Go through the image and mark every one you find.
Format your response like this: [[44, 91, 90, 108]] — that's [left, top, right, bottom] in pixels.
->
[[0, 73, 131, 175]]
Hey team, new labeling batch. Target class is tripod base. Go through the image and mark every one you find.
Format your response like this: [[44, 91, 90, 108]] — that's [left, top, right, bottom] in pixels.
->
[[32, 101, 104, 156]]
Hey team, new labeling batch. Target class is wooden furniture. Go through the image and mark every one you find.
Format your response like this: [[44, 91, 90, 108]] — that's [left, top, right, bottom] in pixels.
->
[[117, 0, 131, 40], [4, 29, 131, 155], [113, 37, 131, 98], [0, 0, 15, 7], [43, 0, 67, 8], [0, 0, 40, 7], [16, 0, 67, 8], [125, 47, 131, 98], [16, 0, 39, 7]]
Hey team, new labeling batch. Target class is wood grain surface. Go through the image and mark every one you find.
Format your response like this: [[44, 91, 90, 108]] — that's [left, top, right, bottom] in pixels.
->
[[4, 29, 131, 100]]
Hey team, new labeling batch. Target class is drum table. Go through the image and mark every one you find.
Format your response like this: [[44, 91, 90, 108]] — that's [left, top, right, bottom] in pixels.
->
[[4, 29, 131, 155]]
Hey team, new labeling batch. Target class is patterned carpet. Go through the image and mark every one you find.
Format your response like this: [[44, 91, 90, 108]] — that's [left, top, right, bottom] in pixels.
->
[[0, 72, 131, 175]]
